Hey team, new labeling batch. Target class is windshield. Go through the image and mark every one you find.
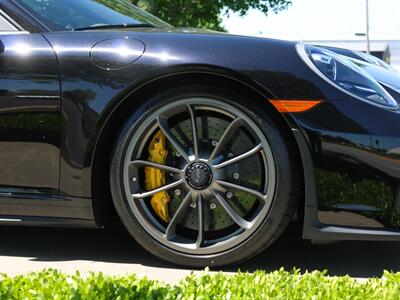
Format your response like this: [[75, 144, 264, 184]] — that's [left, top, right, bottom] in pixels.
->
[[14, 0, 171, 31]]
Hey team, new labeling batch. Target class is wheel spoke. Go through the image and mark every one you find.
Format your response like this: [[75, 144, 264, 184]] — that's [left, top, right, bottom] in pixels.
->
[[213, 144, 263, 169], [211, 189, 252, 229], [131, 178, 184, 199], [157, 116, 191, 162], [165, 190, 193, 240], [216, 180, 267, 203], [209, 117, 244, 161], [129, 160, 183, 174], [187, 105, 199, 159], [195, 193, 204, 249]]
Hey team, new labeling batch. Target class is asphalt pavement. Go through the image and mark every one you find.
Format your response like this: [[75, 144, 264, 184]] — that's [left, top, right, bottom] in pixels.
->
[[0, 223, 398, 283]]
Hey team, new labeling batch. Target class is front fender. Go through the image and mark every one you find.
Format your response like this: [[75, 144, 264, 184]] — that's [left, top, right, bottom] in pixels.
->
[[44, 30, 335, 198]]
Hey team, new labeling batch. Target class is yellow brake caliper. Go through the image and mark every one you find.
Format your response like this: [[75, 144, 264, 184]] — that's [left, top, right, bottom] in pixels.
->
[[144, 131, 171, 223]]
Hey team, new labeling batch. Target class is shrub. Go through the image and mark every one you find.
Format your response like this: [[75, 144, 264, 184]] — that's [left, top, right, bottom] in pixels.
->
[[0, 268, 399, 299]]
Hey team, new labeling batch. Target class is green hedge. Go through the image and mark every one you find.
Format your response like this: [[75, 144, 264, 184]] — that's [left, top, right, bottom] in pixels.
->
[[1, 269, 400, 299]]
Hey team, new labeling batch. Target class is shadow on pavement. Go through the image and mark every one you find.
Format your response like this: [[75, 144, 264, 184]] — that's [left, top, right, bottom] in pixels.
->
[[0, 223, 399, 278]]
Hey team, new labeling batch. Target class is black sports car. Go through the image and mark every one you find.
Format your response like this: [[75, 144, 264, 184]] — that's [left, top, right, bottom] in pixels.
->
[[0, 0, 399, 267]]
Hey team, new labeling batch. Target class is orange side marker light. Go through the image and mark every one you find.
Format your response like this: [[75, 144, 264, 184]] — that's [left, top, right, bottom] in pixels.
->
[[269, 100, 323, 113]]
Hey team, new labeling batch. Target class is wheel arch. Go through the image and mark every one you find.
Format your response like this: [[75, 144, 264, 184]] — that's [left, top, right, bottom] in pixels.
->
[[90, 70, 305, 226]]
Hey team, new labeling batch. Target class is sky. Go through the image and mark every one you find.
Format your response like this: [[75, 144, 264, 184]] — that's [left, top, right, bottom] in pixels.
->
[[222, 0, 400, 40]]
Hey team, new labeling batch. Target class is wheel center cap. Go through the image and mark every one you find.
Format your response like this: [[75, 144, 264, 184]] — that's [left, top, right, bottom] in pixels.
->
[[185, 162, 213, 190]]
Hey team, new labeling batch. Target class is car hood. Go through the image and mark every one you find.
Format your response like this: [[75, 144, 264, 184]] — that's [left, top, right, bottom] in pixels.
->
[[74, 27, 398, 90]]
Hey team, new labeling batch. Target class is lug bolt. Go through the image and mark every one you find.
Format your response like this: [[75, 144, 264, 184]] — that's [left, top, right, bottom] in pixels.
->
[[212, 140, 218, 147], [233, 172, 240, 180], [228, 153, 234, 158], [132, 177, 137, 182], [226, 192, 234, 199], [190, 202, 197, 209], [210, 203, 217, 210], [174, 189, 181, 196]]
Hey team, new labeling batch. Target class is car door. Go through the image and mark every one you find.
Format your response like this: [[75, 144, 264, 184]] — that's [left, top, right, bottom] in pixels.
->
[[0, 13, 60, 194]]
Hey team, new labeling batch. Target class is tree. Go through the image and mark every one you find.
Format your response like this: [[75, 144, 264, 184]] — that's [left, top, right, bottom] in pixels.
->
[[131, 0, 291, 31]]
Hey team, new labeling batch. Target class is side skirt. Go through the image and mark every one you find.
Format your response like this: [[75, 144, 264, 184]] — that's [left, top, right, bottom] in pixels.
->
[[0, 191, 96, 228], [293, 128, 400, 241], [0, 216, 96, 228]]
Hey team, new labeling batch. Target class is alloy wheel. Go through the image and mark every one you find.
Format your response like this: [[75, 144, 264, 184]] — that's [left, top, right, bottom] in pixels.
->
[[123, 98, 276, 255]]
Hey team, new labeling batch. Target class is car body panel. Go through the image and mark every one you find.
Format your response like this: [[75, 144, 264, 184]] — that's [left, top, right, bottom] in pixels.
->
[[0, 33, 60, 193], [0, 2, 399, 239], [291, 98, 400, 228]]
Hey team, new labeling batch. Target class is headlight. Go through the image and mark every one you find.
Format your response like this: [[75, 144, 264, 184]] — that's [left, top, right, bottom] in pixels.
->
[[297, 44, 398, 110]]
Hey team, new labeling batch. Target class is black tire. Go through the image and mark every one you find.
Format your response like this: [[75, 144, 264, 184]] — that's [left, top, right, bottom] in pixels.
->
[[110, 81, 301, 267]]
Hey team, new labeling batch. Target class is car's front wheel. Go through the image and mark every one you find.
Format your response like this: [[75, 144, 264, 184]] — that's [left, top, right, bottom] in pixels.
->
[[110, 82, 300, 267]]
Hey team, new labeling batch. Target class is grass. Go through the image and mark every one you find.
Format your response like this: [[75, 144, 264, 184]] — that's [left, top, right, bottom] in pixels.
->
[[0, 268, 400, 299]]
